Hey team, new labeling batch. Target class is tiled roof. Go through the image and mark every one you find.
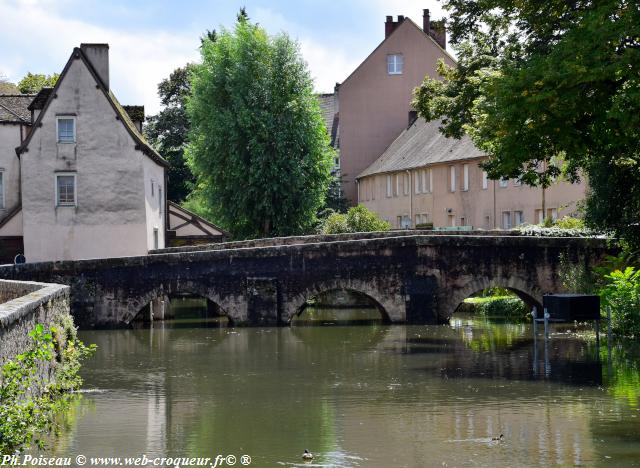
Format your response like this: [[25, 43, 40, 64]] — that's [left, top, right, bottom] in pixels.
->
[[0, 94, 35, 123], [357, 118, 484, 178], [318, 93, 339, 148]]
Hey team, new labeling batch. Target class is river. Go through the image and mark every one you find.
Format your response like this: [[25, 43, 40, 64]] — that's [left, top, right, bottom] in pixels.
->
[[46, 306, 640, 467]]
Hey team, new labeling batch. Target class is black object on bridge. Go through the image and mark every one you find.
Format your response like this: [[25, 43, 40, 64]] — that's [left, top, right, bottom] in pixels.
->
[[543, 294, 600, 322]]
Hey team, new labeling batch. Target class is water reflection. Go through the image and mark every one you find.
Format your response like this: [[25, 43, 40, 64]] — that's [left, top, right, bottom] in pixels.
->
[[44, 316, 640, 467]]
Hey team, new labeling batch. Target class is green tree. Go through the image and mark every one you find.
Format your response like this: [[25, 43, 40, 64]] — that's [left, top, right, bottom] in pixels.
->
[[186, 12, 333, 238], [320, 205, 391, 234], [17, 72, 59, 94], [412, 1, 640, 248], [0, 73, 18, 94], [145, 65, 196, 203]]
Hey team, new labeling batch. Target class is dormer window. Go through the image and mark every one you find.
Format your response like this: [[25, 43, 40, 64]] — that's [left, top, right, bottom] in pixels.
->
[[387, 54, 404, 75], [57, 117, 76, 143]]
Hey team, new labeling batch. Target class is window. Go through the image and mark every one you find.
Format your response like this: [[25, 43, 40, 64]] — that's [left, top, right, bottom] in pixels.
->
[[482, 171, 488, 190], [448, 214, 456, 226], [371, 180, 375, 200], [513, 178, 522, 187], [396, 215, 402, 228], [547, 208, 558, 222], [502, 211, 512, 229], [536, 209, 544, 224], [395, 174, 400, 197], [56, 174, 76, 206], [151, 180, 155, 197], [460, 217, 466, 226], [153, 228, 159, 250], [386, 175, 392, 198], [401, 215, 411, 229], [514, 211, 524, 226], [403, 173, 409, 196], [499, 178, 509, 188], [158, 187, 163, 213], [57, 117, 75, 143], [462, 164, 469, 191], [387, 54, 404, 75], [422, 169, 431, 193], [415, 171, 421, 194], [415, 214, 429, 226], [450, 166, 456, 192], [0, 171, 4, 209]]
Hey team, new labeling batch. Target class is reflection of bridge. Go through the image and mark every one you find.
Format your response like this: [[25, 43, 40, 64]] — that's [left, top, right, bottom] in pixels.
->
[[0, 232, 609, 328]]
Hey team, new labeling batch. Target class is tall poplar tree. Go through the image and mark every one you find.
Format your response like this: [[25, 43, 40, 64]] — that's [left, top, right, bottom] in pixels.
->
[[186, 12, 333, 238]]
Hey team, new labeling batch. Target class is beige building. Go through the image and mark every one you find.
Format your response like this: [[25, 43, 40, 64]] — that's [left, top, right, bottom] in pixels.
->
[[336, 10, 454, 205], [356, 118, 586, 229]]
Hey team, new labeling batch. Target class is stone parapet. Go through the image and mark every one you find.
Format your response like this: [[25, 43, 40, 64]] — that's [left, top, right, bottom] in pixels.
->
[[0, 279, 70, 367]]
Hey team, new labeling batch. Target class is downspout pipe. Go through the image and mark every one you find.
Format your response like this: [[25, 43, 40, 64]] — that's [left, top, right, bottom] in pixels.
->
[[407, 170, 413, 228]]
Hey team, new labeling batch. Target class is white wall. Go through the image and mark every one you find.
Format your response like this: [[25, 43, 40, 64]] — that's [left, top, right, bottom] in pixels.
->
[[21, 56, 154, 262], [142, 156, 165, 250], [0, 125, 23, 219]]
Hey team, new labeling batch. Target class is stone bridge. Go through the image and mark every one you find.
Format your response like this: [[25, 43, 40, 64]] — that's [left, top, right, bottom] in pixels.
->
[[0, 233, 609, 328]]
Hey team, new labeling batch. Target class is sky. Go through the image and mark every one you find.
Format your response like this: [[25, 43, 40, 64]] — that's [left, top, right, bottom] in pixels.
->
[[0, 0, 449, 114]]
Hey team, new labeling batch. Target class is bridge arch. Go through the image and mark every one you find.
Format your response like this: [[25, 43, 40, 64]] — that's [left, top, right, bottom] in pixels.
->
[[285, 278, 399, 324], [118, 282, 237, 325], [443, 275, 543, 321]]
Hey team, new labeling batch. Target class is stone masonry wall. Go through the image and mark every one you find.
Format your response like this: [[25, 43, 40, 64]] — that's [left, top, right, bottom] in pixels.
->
[[0, 280, 70, 368]]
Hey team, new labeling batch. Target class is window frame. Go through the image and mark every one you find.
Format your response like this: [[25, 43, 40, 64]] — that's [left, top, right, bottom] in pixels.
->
[[56, 116, 76, 144], [386, 175, 392, 198], [482, 171, 488, 190], [462, 164, 469, 191], [514, 210, 524, 226], [450, 166, 456, 192], [55, 172, 77, 207], [0, 170, 4, 209], [403, 172, 410, 196], [387, 54, 404, 75], [502, 211, 512, 229]]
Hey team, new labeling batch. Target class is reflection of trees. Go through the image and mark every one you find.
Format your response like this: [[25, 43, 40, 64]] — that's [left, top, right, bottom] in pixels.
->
[[600, 340, 640, 407]]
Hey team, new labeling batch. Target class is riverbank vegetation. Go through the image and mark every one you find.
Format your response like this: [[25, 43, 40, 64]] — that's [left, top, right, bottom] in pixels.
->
[[0, 316, 95, 455]]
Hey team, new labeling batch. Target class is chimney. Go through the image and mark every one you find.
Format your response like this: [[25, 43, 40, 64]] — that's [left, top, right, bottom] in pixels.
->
[[385, 16, 395, 38], [429, 19, 447, 50], [397, 15, 405, 22], [423, 9, 431, 35], [80, 43, 109, 89]]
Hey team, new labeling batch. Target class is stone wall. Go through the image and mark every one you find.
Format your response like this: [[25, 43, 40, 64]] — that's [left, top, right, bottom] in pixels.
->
[[0, 279, 70, 368]]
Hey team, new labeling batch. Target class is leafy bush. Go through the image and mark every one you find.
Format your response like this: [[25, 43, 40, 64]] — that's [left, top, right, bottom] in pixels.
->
[[0, 318, 95, 454], [555, 216, 585, 230], [321, 205, 390, 234], [415, 222, 434, 230], [462, 296, 529, 319], [599, 267, 640, 338]]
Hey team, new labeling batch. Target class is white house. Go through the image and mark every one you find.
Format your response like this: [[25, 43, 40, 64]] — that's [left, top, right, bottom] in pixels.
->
[[0, 44, 172, 263]]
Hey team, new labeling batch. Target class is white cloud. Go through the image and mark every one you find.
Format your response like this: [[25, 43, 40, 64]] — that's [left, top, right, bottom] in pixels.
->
[[0, 1, 200, 113]]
